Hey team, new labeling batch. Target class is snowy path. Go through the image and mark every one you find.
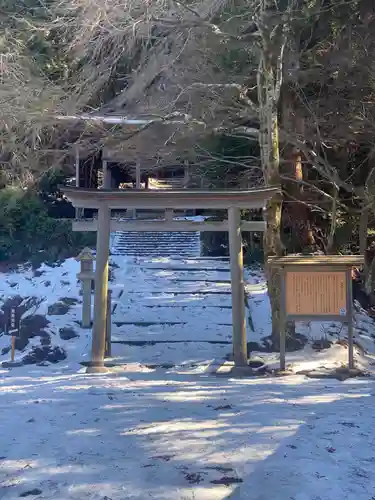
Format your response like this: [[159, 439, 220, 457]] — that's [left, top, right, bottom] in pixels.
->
[[1, 368, 375, 500], [1, 256, 375, 498], [109, 256, 263, 367]]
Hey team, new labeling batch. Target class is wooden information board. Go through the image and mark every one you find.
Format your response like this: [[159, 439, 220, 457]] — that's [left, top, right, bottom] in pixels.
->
[[268, 255, 364, 370], [285, 270, 347, 317]]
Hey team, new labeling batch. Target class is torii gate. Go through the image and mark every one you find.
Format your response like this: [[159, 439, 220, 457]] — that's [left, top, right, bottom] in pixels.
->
[[62, 186, 279, 372]]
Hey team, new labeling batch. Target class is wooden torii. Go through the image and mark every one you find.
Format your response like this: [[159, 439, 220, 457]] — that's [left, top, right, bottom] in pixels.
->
[[62, 186, 279, 372]]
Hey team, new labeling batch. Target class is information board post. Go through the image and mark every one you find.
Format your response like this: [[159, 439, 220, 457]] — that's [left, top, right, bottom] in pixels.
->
[[11, 336, 15, 362], [346, 268, 354, 369], [269, 255, 364, 371], [280, 270, 286, 371]]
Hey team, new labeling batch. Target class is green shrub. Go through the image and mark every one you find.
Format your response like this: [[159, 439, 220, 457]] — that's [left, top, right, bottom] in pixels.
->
[[0, 187, 95, 263]]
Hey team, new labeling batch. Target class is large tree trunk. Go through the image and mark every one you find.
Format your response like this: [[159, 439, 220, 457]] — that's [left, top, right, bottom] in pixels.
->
[[256, 0, 296, 347], [257, 48, 284, 347]]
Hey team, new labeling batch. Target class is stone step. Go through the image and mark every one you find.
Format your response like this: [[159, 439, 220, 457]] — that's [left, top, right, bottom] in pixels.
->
[[111, 322, 237, 342], [117, 240, 199, 243], [117, 244, 199, 247], [116, 248, 200, 252], [112, 249, 201, 257], [116, 246, 199, 250], [125, 269, 231, 280], [110, 342, 230, 367], [117, 233, 200, 236], [115, 243, 199, 248], [117, 234, 200, 238], [116, 241, 200, 246], [112, 230, 201, 258], [110, 291, 233, 308], [113, 304, 233, 324]]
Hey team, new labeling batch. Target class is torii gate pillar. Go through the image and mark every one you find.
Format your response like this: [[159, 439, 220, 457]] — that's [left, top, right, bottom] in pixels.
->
[[228, 207, 247, 366], [87, 204, 111, 373]]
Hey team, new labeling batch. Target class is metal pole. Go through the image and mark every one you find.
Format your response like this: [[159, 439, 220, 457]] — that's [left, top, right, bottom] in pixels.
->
[[88, 204, 111, 373], [228, 207, 247, 366]]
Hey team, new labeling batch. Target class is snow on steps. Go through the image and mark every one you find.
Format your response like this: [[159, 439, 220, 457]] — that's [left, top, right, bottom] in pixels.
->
[[109, 256, 247, 366], [111, 230, 201, 257]]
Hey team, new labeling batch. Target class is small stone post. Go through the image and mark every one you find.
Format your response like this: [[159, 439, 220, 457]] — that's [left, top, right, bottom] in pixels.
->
[[76, 247, 95, 328]]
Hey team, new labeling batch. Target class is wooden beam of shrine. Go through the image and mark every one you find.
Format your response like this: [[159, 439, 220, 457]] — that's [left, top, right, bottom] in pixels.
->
[[72, 219, 267, 232], [61, 186, 279, 210]]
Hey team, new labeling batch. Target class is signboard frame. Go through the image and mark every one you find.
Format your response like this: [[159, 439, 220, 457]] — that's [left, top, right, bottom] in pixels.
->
[[268, 255, 364, 372], [282, 266, 352, 322], [3, 305, 21, 338], [2, 304, 21, 363]]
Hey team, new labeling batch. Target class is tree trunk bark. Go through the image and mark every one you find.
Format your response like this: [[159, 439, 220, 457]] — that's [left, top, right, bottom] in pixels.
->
[[257, 51, 284, 347], [359, 205, 371, 293], [326, 185, 338, 254]]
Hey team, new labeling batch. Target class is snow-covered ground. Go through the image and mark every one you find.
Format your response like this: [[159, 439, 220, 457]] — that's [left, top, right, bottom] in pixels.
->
[[1, 255, 375, 499], [1, 255, 374, 372], [1, 367, 375, 499]]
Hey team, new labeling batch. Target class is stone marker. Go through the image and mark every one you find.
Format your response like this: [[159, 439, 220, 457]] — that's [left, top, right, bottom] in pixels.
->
[[76, 247, 95, 328]]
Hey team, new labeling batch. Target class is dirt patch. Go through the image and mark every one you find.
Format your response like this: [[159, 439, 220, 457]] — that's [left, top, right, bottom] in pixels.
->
[[210, 477, 243, 486], [1, 346, 11, 356], [151, 455, 175, 462], [59, 327, 79, 340], [206, 466, 234, 473], [184, 472, 206, 484], [0, 261, 19, 273], [248, 358, 266, 370], [312, 338, 333, 350], [48, 297, 79, 316], [259, 332, 308, 353], [59, 297, 79, 306], [213, 404, 233, 411], [19, 488, 43, 497], [16, 314, 50, 351], [22, 346, 66, 365], [145, 363, 174, 369], [33, 269, 45, 278], [48, 302, 70, 315]]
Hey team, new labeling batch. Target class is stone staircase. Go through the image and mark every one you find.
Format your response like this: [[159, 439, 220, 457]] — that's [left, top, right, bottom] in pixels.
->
[[111, 230, 201, 257]]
